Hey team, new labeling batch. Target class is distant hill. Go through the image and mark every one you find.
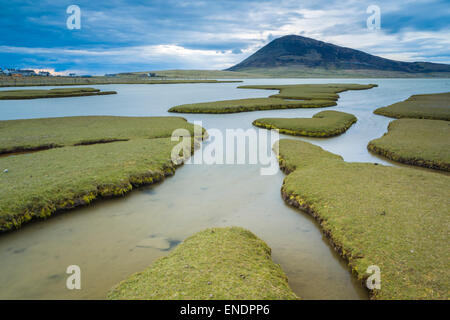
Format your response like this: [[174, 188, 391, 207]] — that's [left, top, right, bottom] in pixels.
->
[[226, 35, 450, 77]]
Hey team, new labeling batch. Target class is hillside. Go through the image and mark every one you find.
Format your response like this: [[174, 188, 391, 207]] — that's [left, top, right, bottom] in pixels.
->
[[226, 35, 450, 77]]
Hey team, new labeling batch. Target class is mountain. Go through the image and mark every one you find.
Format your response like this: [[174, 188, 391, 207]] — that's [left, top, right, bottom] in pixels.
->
[[226, 35, 450, 76]]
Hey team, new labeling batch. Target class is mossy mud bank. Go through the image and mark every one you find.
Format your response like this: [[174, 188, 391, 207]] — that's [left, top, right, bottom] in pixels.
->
[[368, 119, 450, 172], [0, 158, 173, 232], [169, 83, 377, 114], [0, 87, 117, 100], [373, 92, 450, 120], [0, 116, 203, 155], [253, 110, 357, 137], [108, 227, 299, 300], [275, 139, 450, 299], [238, 83, 378, 100], [169, 97, 336, 114], [0, 117, 205, 232]]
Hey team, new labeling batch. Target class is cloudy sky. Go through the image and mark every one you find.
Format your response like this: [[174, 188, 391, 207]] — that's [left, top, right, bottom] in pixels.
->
[[1, 0, 449, 75]]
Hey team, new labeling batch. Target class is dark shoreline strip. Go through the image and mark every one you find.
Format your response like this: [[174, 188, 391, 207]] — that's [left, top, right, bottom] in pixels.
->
[[0, 139, 132, 156], [0, 91, 117, 100], [0, 144, 61, 156], [367, 143, 449, 172]]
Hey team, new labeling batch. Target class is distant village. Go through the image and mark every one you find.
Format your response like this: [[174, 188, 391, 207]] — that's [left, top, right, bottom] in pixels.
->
[[0, 68, 160, 78], [0, 68, 85, 78]]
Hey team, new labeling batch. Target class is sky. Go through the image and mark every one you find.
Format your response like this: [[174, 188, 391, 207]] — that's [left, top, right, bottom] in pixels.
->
[[0, 0, 449, 75]]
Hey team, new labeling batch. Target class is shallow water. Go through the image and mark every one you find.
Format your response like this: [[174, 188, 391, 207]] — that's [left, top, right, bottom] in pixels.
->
[[0, 79, 449, 299]]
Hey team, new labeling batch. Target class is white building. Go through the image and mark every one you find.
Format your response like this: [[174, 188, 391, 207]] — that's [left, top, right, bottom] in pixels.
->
[[8, 69, 37, 76]]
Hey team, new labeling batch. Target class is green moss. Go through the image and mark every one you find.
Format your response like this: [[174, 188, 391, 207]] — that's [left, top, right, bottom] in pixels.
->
[[108, 227, 299, 300], [169, 97, 336, 114], [0, 116, 203, 154], [374, 92, 450, 120], [274, 140, 342, 174], [239, 83, 378, 100], [368, 119, 450, 171], [0, 116, 205, 232], [169, 83, 377, 114], [0, 87, 116, 99], [276, 139, 450, 299], [253, 110, 357, 137]]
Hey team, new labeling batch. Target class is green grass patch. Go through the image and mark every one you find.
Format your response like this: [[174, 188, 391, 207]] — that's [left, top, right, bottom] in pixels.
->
[[169, 83, 377, 114], [169, 97, 336, 114], [108, 227, 299, 300], [0, 116, 202, 154], [0, 76, 241, 87], [0, 87, 117, 99], [239, 83, 377, 100], [0, 116, 203, 232], [253, 110, 357, 137], [374, 92, 450, 120], [368, 119, 450, 171], [276, 139, 450, 299]]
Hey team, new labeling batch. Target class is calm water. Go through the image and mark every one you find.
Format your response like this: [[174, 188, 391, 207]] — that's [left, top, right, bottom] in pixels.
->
[[0, 79, 449, 299]]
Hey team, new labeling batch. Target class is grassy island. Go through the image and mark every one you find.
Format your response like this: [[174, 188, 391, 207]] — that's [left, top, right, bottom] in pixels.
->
[[0, 116, 204, 232], [0, 116, 202, 154], [276, 139, 450, 299], [368, 119, 450, 171], [169, 83, 377, 114], [108, 227, 299, 300], [169, 97, 336, 113], [253, 110, 357, 137], [0, 87, 117, 100], [239, 83, 377, 100], [374, 92, 450, 120]]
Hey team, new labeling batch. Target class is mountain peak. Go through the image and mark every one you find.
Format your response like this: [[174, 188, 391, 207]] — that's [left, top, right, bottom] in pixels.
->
[[226, 35, 450, 74], [273, 34, 321, 42]]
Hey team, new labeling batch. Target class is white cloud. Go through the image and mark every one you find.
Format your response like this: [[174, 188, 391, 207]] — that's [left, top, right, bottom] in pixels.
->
[[3, 0, 449, 72], [0, 44, 247, 70], [29, 68, 66, 76]]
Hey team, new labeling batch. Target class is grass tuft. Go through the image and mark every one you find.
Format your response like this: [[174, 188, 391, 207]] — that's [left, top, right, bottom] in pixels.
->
[[368, 119, 450, 171], [253, 110, 357, 137], [0, 116, 203, 155], [374, 92, 450, 120], [0, 87, 116, 100], [108, 227, 299, 300]]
